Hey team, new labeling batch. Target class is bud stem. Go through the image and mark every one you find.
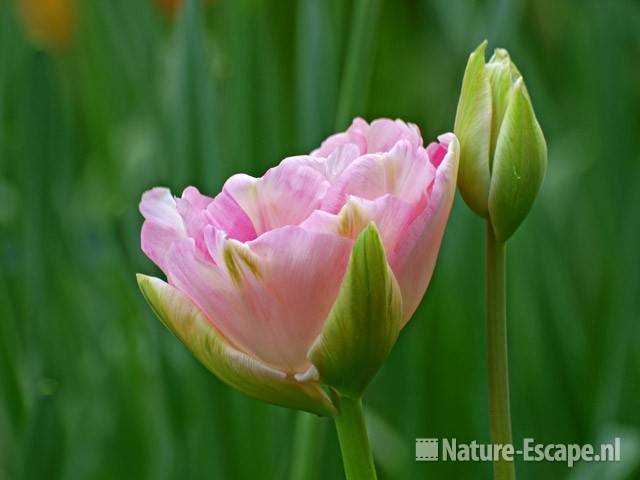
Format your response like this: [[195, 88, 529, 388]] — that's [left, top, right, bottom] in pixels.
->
[[485, 223, 516, 480], [334, 396, 377, 480]]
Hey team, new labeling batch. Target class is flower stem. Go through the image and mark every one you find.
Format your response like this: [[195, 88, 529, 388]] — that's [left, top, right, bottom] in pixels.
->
[[485, 222, 516, 480], [289, 413, 325, 480], [334, 396, 377, 480]]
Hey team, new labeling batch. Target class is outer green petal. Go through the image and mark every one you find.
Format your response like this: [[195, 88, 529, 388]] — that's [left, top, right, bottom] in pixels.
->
[[486, 48, 520, 163], [136, 274, 337, 416], [307, 223, 402, 399], [489, 79, 547, 241], [454, 40, 492, 217]]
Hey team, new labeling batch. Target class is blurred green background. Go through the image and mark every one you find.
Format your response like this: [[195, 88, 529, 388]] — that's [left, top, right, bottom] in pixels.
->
[[1, 0, 639, 478]]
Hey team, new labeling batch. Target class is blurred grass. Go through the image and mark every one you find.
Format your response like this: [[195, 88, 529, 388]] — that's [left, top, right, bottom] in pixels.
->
[[1, 0, 639, 479]]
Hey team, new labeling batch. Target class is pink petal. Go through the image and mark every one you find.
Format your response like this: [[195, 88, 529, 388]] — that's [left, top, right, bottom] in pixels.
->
[[165, 227, 352, 373], [311, 118, 423, 158], [390, 134, 460, 325], [175, 186, 215, 262], [364, 118, 423, 153], [301, 194, 423, 258], [141, 186, 256, 270], [180, 185, 214, 210], [140, 187, 184, 228], [426, 142, 448, 168], [311, 118, 368, 157], [224, 162, 330, 236], [140, 187, 187, 272], [283, 145, 361, 184], [203, 225, 228, 264], [324, 144, 362, 181], [321, 140, 435, 213], [205, 190, 257, 242]]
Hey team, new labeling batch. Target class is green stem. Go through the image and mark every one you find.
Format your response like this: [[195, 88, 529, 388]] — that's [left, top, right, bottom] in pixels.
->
[[289, 413, 325, 480], [485, 223, 516, 480], [334, 396, 377, 480]]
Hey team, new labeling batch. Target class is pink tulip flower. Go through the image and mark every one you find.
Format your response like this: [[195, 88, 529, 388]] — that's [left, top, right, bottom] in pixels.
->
[[137, 118, 459, 415]]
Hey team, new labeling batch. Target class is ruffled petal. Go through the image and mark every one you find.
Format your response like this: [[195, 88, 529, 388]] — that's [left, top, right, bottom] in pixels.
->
[[140, 187, 187, 272], [300, 194, 423, 259], [164, 228, 352, 373], [321, 140, 435, 213], [204, 190, 257, 242], [140, 187, 184, 228], [175, 186, 216, 262], [179, 185, 214, 210], [283, 144, 361, 184], [324, 145, 361, 182], [390, 134, 460, 325], [224, 162, 330, 236], [311, 117, 423, 158], [311, 118, 368, 157], [363, 118, 423, 153], [140, 186, 257, 270], [426, 141, 448, 168]]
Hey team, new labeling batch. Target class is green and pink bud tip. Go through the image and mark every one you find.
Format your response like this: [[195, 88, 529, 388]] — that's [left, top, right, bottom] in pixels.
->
[[137, 118, 459, 415], [454, 41, 547, 241]]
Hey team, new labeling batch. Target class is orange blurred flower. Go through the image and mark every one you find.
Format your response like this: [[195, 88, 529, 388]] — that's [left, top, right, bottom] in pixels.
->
[[17, 0, 75, 50], [156, 0, 181, 17], [155, 0, 214, 18]]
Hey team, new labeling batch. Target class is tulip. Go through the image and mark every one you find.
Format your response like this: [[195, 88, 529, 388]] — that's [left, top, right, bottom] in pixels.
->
[[454, 40, 547, 241], [137, 118, 459, 417]]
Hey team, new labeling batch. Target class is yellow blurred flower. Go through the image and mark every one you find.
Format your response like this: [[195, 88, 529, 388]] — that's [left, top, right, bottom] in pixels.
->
[[17, 0, 75, 50]]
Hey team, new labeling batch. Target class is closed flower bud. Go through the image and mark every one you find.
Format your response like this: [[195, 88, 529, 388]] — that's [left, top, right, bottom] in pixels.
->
[[454, 41, 547, 241]]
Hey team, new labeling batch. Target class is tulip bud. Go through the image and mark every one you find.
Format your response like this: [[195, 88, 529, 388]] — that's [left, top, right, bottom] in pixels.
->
[[454, 41, 547, 241]]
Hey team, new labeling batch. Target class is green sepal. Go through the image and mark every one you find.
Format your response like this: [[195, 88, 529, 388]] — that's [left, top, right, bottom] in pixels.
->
[[307, 223, 402, 399], [454, 39, 492, 218], [489, 79, 547, 241], [137, 274, 337, 416]]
